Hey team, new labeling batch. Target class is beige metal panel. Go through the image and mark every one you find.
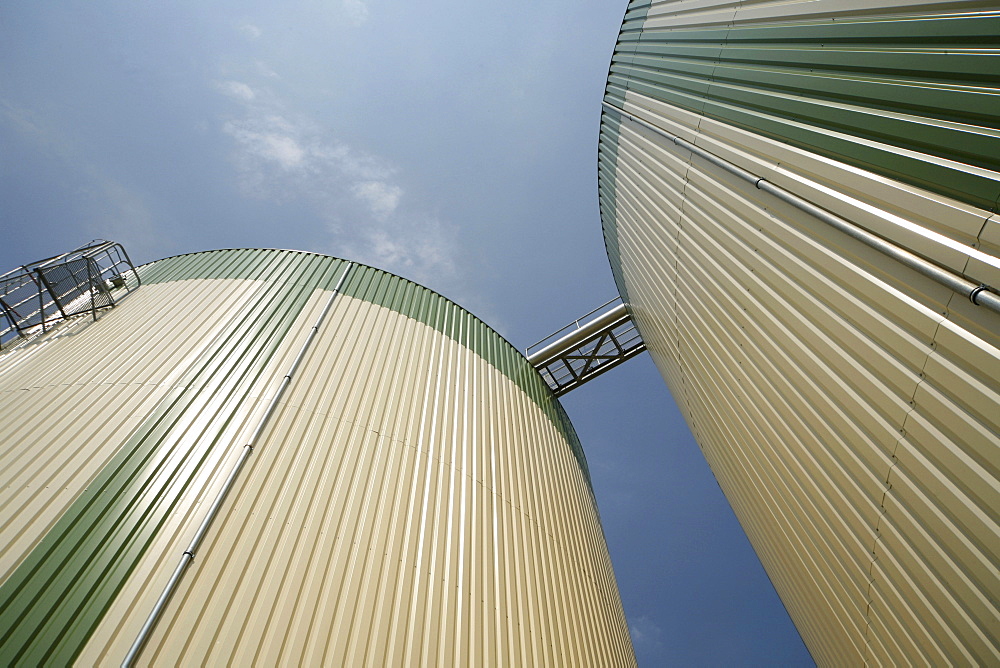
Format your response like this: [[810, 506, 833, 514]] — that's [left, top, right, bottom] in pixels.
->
[[672, 352, 871, 664], [0, 250, 630, 663], [642, 1, 738, 30], [666, 296, 875, 653], [696, 113, 990, 264], [881, 465, 995, 658], [0, 278, 266, 584], [641, 0, 996, 28], [604, 77, 1000, 663], [980, 214, 1000, 262], [56, 285, 333, 659], [729, 0, 999, 23], [78, 290, 633, 666], [624, 90, 996, 283]]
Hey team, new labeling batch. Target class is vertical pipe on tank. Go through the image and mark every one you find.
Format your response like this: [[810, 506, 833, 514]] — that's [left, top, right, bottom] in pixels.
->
[[121, 261, 355, 667]]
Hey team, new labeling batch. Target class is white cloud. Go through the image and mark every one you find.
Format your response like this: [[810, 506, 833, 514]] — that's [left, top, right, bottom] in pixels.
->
[[221, 114, 390, 188], [216, 80, 256, 101], [255, 60, 280, 79], [339, 214, 458, 289], [352, 180, 401, 219], [237, 23, 262, 39], [2, 100, 44, 138], [260, 133, 304, 169], [629, 615, 666, 657], [213, 78, 465, 296], [310, 142, 394, 182], [342, 0, 370, 25]]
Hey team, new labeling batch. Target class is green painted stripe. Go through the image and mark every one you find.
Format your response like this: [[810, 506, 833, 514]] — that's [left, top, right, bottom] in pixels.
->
[[600, 0, 647, 305], [598, 114, 630, 305], [0, 248, 592, 665], [599, 10, 1000, 212], [140, 249, 585, 473], [0, 253, 343, 664]]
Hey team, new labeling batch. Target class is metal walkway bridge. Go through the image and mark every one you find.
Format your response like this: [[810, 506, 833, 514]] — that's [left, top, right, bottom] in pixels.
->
[[526, 297, 646, 396]]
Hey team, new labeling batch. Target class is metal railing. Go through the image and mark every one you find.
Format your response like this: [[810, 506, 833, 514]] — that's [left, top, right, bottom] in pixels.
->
[[0, 240, 140, 350], [526, 297, 646, 396]]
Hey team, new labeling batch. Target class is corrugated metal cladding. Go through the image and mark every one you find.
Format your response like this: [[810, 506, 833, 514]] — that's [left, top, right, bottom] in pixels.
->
[[0, 249, 635, 666], [601, 1, 999, 666]]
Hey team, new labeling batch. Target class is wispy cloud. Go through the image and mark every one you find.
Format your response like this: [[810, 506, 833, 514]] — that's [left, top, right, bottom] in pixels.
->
[[630, 615, 666, 659], [342, 0, 370, 25], [220, 110, 397, 214], [2, 99, 55, 146], [237, 22, 262, 40], [223, 119, 305, 170], [213, 72, 461, 294], [215, 80, 256, 102], [352, 181, 401, 219], [254, 61, 280, 79], [341, 213, 458, 288]]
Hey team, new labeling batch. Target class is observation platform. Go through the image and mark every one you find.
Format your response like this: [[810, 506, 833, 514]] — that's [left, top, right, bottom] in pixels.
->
[[0, 240, 140, 350]]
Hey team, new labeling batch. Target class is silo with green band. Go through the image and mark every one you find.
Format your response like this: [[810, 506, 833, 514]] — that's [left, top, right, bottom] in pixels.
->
[[599, 0, 999, 664], [0, 248, 636, 666]]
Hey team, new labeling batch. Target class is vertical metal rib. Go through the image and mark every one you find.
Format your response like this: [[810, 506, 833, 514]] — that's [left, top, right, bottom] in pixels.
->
[[601, 100, 1000, 315], [121, 261, 355, 667]]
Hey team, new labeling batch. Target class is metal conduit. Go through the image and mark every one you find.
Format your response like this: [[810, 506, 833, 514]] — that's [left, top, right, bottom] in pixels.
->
[[121, 261, 355, 667], [601, 101, 1000, 316]]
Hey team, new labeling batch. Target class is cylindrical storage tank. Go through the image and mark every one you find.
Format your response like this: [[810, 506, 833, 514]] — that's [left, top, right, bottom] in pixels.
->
[[600, 1, 999, 665], [0, 248, 635, 666]]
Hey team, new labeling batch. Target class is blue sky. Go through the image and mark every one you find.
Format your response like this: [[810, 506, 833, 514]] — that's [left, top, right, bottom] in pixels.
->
[[1, 2, 811, 664]]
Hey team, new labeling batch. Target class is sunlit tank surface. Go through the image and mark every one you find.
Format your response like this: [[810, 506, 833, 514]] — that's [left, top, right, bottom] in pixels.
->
[[0, 248, 635, 666], [600, 1, 1000, 664]]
